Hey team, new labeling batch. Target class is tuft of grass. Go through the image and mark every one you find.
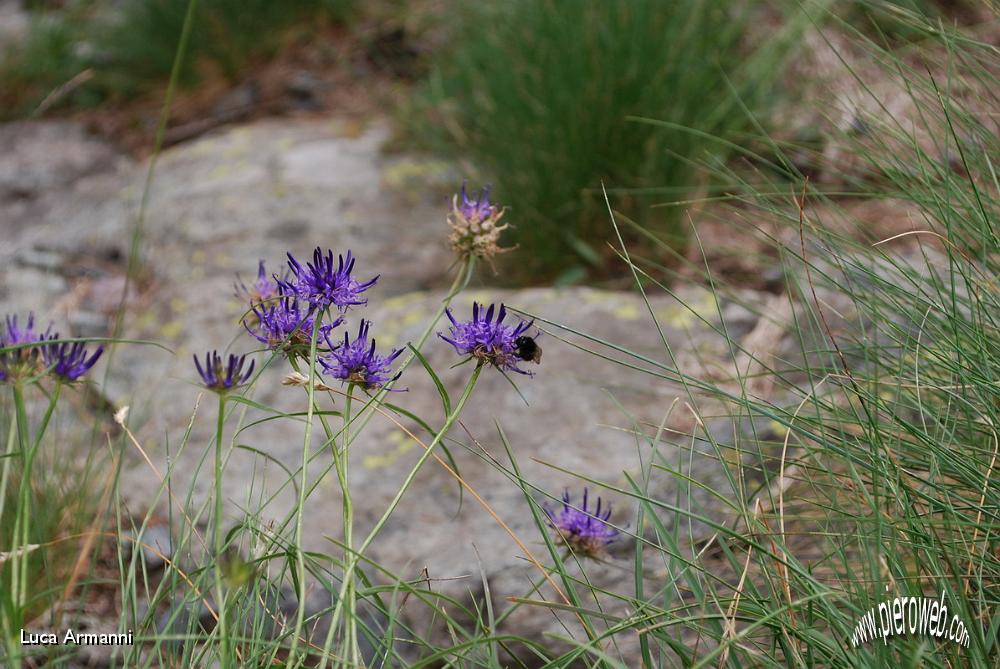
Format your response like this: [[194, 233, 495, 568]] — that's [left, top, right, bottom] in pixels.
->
[[411, 0, 799, 284], [515, 3, 999, 664], [0, 402, 112, 651], [845, 0, 978, 42]]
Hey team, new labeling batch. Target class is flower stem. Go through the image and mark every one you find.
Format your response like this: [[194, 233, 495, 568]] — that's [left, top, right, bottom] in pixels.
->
[[3, 384, 29, 666], [338, 257, 474, 446], [326, 364, 484, 644], [288, 312, 325, 664], [341, 384, 359, 665], [361, 363, 482, 553], [0, 404, 19, 538], [12, 382, 60, 617], [317, 383, 357, 669], [213, 391, 231, 668]]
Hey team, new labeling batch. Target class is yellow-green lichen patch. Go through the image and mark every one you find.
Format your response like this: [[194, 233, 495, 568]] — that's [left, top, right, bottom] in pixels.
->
[[611, 302, 641, 321], [160, 319, 185, 341], [655, 290, 718, 330], [382, 292, 426, 312], [362, 430, 415, 470]]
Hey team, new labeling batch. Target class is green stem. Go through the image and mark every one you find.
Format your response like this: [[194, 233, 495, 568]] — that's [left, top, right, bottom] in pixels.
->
[[0, 417, 15, 669], [334, 258, 474, 453], [341, 385, 359, 666], [4, 383, 30, 667], [213, 392, 231, 668], [362, 364, 482, 550], [288, 313, 325, 664], [327, 364, 484, 642], [493, 564, 559, 628], [249, 258, 474, 560], [0, 407, 18, 533], [12, 382, 60, 620], [317, 383, 357, 669]]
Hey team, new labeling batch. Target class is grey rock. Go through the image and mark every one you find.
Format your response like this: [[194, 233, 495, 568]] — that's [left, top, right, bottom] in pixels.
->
[[0, 0, 28, 49], [67, 309, 110, 338], [285, 71, 324, 111], [0, 121, 122, 201], [123, 523, 174, 571], [213, 80, 258, 119], [18, 246, 65, 272]]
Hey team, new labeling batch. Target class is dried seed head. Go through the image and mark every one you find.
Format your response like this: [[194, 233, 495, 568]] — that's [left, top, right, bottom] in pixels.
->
[[447, 184, 513, 265]]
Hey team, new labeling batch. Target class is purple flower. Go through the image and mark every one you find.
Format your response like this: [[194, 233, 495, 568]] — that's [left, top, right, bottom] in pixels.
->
[[320, 320, 403, 391], [457, 183, 499, 223], [447, 184, 511, 262], [545, 489, 619, 557], [281, 248, 378, 313], [235, 260, 284, 307], [45, 341, 104, 382], [193, 351, 255, 392], [0, 313, 54, 382], [244, 285, 342, 355], [438, 302, 535, 374]]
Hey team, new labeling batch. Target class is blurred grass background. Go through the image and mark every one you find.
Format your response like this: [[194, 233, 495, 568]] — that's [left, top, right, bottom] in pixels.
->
[[0, 0, 980, 285], [407, 0, 796, 283], [0, 0, 357, 113]]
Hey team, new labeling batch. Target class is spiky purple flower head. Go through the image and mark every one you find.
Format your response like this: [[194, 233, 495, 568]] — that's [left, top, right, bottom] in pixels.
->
[[0, 313, 55, 382], [281, 248, 378, 313], [320, 320, 403, 391], [244, 284, 342, 355], [545, 488, 619, 558], [45, 341, 104, 382], [193, 351, 255, 392], [438, 302, 535, 374]]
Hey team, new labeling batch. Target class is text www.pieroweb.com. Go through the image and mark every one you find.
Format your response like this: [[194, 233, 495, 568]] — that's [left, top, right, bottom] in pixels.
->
[[850, 592, 970, 648]]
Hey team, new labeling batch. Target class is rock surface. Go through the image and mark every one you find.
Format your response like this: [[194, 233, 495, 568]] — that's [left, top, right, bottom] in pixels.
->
[[0, 0, 28, 49], [1, 118, 782, 663]]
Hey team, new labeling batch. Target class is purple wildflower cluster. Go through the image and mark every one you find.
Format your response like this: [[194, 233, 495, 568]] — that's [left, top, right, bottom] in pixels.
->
[[545, 489, 619, 558], [439, 302, 537, 374], [245, 286, 341, 354], [221, 247, 400, 393], [213, 187, 535, 393], [0, 314, 103, 383]]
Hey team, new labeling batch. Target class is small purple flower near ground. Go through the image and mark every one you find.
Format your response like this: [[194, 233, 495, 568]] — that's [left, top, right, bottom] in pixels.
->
[[244, 285, 342, 354], [0, 313, 55, 382], [438, 302, 536, 374], [320, 320, 403, 391], [45, 341, 104, 382], [545, 488, 619, 558], [281, 248, 378, 313], [194, 351, 255, 392]]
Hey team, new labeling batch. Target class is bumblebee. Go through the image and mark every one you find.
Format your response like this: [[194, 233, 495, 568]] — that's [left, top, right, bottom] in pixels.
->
[[514, 335, 542, 364]]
